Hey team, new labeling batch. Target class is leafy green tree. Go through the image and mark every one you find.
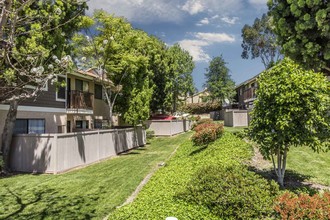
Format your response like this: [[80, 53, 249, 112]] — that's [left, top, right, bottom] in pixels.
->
[[249, 58, 330, 187], [73, 11, 155, 126], [164, 44, 195, 113], [149, 37, 169, 113], [268, 0, 330, 72], [0, 0, 86, 172], [241, 14, 281, 69], [204, 56, 235, 104]]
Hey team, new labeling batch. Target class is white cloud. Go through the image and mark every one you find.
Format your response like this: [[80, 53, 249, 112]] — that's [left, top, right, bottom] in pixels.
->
[[88, 0, 245, 24], [195, 32, 235, 43], [181, 0, 205, 15], [196, 17, 210, 26], [249, 0, 267, 5], [248, 0, 268, 9], [179, 32, 235, 62], [179, 40, 210, 62], [88, 0, 185, 24], [221, 16, 239, 25]]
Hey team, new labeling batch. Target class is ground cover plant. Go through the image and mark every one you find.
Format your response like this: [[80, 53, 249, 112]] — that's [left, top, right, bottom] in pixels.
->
[[109, 132, 279, 219], [0, 132, 191, 219]]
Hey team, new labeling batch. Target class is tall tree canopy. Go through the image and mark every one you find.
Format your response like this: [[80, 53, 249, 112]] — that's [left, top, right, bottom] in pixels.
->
[[249, 58, 330, 186], [73, 10, 155, 126], [241, 13, 281, 69], [164, 44, 195, 113], [204, 56, 235, 104], [0, 0, 87, 172], [268, 0, 330, 72]]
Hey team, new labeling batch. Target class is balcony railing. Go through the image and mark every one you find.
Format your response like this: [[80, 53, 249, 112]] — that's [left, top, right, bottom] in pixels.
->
[[67, 90, 94, 110], [243, 87, 257, 101]]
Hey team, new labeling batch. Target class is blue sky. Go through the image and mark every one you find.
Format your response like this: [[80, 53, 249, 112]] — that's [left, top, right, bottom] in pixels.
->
[[88, 0, 268, 91]]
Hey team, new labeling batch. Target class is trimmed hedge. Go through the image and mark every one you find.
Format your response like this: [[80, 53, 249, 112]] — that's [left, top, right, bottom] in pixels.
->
[[179, 165, 279, 219], [180, 102, 221, 114], [109, 133, 258, 219], [274, 191, 330, 220]]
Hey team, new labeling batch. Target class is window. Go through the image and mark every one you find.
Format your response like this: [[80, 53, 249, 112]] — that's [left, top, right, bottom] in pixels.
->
[[75, 79, 89, 92], [75, 120, 89, 129], [75, 79, 83, 91], [94, 119, 102, 129], [95, 84, 103, 99], [14, 119, 45, 134], [56, 76, 66, 101]]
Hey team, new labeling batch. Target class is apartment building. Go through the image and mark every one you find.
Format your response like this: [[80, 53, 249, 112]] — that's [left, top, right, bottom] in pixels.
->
[[0, 69, 110, 135]]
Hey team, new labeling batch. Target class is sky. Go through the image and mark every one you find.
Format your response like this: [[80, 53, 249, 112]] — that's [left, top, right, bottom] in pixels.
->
[[87, 0, 269, 91]]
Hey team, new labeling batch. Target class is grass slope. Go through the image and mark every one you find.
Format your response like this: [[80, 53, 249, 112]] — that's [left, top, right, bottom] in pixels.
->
[[109, 132, 253, 219], [0, 132, 191, 219], [286, 146, 330, 186]]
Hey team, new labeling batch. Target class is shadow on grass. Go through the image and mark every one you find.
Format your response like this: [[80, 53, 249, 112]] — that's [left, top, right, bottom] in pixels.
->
[[190, 146, 208, 156], [1, 185, 100, 219], [247, 166, 318, 195]]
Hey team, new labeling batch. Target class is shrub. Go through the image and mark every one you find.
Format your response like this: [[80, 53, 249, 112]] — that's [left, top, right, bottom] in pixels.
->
[[191, 123, 224, 146], [178, 165, 279, 219], [188, 115, 201, 122], [180, 102, 221, 114], [191, 118, 213, 130], [146, 129, 155, 140], [274, 191, 330, 220]]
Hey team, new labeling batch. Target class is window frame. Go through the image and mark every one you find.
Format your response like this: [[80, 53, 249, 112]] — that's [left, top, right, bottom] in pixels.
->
[[14, 119, 46, 134], [56, 75, 66, 102]]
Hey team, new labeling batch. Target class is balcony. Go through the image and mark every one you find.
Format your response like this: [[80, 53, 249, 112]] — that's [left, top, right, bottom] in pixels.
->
[[243, 87, 257, 102], [67, 90, 94, 114]]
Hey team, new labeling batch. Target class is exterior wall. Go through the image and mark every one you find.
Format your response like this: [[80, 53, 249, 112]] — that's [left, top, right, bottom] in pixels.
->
[[186, 90, 209, 104], [224, 110, 248, 127], [94, 99, 110, 120], [146, 120, 192, 136], [0, 106, 66, 134], [20, 81, 65, 109], [10, 127, 146, 174]]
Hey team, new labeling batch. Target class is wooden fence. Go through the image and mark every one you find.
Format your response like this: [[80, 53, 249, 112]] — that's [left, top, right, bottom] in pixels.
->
[[146, 120, 192, 136], [10, 126, 146, 174]]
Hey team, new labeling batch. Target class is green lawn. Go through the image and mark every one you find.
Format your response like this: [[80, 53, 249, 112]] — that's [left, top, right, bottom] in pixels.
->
[[0, 132, 191, 219], [286, 146, 330, 186]]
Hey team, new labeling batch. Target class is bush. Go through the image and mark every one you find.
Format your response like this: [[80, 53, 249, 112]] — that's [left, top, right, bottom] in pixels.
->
[[191, 118, 213, 130], [188, 115, 201, 122], [274, 191, 330, 220], [146, 129, 155, 140], [178, 165, 279, 219], [191, 123, 224, 146], [180, 102, 221, 114]]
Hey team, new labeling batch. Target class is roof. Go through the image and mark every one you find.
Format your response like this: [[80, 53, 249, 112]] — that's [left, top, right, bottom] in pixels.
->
[[235, 73, 260, 89], [188, 88, 209, 98], [73, 68, 114, 86]]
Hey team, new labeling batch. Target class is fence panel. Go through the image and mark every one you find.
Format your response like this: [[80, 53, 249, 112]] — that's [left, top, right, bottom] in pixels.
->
[[10, 127, 146, 173]]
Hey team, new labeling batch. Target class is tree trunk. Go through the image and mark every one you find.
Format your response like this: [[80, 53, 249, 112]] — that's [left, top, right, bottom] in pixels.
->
[[1, 99, 18, 172], [273, 146, 288, 187]]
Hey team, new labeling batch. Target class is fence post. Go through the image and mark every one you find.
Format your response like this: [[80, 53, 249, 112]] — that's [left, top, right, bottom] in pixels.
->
[[97, 130, 100, 161], [53, 134, 58, 174]]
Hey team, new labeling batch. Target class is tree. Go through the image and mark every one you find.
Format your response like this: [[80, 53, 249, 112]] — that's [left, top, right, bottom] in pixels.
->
[[268, 0, 330, 73], [0, 0, 87, 172], [241, 14, 281, 69], [249, 58, 330, 187], [73, 11, 155, 126], [164, 44, 195, 113], [204, 56, 235, 104]]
